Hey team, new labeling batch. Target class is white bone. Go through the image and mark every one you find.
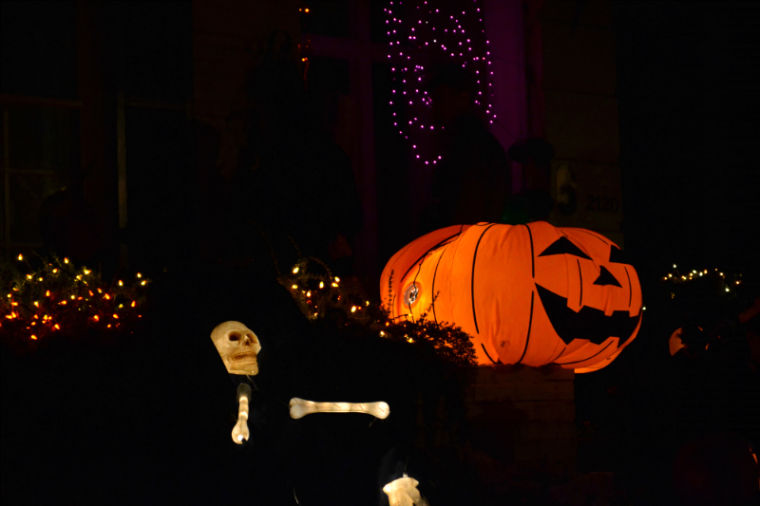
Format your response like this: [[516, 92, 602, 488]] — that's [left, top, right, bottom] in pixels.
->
[[231, 395, 250, 444], [288, 398, 390, 420], [232, 383, 251, 444], [383, 474, 428, 506]]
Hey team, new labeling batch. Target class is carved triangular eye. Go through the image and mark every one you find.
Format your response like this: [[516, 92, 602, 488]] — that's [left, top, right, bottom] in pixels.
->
[[538, 237, 591, 259], [609, 246, 627, 264], [594, 266, 622, 287]]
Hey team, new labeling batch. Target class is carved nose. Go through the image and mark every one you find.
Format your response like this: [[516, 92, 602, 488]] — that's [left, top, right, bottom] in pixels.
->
[[593, 266, 621, 287]]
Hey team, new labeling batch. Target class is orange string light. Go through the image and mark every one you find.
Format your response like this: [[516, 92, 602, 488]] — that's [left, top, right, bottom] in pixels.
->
[[1, 253, 149, 344]]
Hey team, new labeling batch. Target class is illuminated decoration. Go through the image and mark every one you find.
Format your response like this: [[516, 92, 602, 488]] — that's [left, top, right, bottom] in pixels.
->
[[669, 327, 687, 356], [232, 383, 252, 445], [658, 265, 748, 357], [279, 259, 476, 366], [0, 254, 147, 345], [210, 321, 262, 375], [660, 264, 742, 293], [289, 398, 391, 420], [209, 322, 259, 445], [383, 0, 496, 165], [380, 222, 644, 373], [382, 474, 428, 506], [297, 5, 312, 80]]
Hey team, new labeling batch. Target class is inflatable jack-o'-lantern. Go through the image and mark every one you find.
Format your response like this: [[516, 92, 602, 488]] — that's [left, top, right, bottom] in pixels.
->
[[380, 222, 643, 373]]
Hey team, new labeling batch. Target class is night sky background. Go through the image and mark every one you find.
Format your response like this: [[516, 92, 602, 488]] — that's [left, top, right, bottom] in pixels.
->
[[1, 1, 759, 505]]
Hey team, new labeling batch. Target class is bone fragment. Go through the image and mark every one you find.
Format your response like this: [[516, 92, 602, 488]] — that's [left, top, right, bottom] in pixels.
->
[[383, 474, 428, 506], [288, 398, 390, 420], [232, 383, 251, 444]]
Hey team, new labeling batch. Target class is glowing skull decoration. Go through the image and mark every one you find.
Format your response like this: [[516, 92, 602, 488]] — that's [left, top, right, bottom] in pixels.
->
[[210, 321, 261, 375], [383, 474, 428, 506]]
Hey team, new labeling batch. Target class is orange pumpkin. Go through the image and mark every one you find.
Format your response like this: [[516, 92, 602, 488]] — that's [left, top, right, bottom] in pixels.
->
[[380, 222, 643, 373]]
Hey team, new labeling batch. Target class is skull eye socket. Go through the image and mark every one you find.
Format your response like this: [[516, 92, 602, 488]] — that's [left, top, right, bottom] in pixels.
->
[[228, 332, 241, 342]]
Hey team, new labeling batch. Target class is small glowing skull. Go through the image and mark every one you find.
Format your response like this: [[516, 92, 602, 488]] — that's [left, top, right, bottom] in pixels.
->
[[210, 321, 262, 375], [383, 474, 427, 506]]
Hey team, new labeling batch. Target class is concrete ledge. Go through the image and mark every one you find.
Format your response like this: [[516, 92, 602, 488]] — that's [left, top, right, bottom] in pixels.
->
[[464, 365, 578, 478]]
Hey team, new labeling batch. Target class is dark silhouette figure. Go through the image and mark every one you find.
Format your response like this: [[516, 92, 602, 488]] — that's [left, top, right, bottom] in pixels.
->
[[672, 432, 760, 506], [208, 30, 361, 278], [38, 171, 110, 269], [502, 137, 555, 224], [660, 276, 760, 505], [420, 63, 509, 233]]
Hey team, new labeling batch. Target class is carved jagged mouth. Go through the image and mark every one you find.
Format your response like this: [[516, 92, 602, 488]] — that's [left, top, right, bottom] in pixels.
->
[[535, 285, 641, 345]]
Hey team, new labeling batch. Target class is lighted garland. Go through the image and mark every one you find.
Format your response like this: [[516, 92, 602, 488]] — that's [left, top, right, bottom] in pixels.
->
[[655, 264, 747, 320], [656, 264, 751, 345], [278, 258, 476, 366], [384, 0, 495, 166], [0, 254, 149, 346], [660, 264, 743, 295]]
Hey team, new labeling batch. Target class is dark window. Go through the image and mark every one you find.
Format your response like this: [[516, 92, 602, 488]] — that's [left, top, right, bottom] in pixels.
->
[[0, 1, 78, 98], [300, 0, 351, 38]]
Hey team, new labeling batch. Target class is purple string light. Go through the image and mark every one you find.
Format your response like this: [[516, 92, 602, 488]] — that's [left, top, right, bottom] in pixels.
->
[[384, 0, 495, 166]]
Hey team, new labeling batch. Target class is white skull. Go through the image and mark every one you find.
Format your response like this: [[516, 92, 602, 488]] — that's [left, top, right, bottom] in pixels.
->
[[210, 321, 262, 375]]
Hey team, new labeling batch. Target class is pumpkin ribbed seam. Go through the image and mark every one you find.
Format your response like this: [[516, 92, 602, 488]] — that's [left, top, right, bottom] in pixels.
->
[[400, 231, 462, 284], [516, 223, 536, 365], [516, 291, 535, 364], [430, 243, 448, 324], [470, 223, 497, 334], [526, 223, 535, 278], [577, 227, 610, 246], [549, 341, 567, 363], [480, 343, 500, 365]]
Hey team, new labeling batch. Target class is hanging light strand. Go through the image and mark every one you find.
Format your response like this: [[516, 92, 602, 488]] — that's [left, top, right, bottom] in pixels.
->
[[384, 0, 496, 166]]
